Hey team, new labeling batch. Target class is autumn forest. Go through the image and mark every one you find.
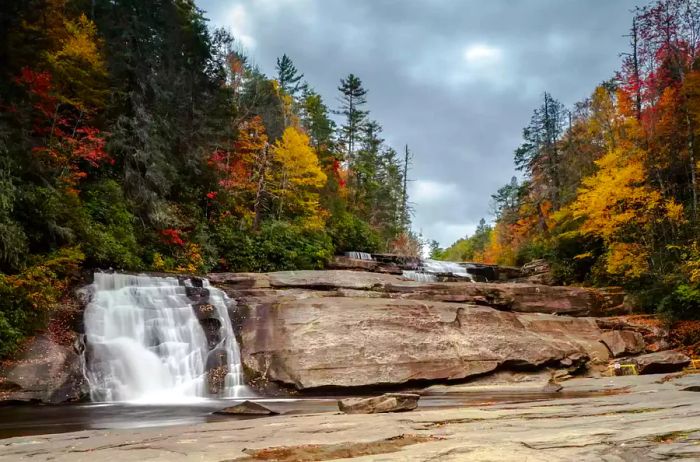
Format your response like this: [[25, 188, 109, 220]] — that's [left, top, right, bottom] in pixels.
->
[[0, 0, 413, 356], [436, 0, 700, 322], [3, 0, 700, 358]]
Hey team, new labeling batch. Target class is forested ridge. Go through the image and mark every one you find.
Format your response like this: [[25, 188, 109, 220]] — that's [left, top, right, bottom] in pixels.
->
[[437, 0, 700, 321], [0, 0, 414, 356]]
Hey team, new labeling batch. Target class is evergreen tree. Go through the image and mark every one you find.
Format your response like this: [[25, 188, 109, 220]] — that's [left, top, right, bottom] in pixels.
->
[[337, 73, 368, 161], [275, 53, 305, 97]]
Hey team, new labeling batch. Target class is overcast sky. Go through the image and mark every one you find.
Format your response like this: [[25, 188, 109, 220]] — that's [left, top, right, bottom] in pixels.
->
[[197, 0, 644, 247]]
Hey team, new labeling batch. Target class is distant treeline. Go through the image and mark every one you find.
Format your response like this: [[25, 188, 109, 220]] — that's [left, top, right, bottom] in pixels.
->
[[436, 0, 700, 321]]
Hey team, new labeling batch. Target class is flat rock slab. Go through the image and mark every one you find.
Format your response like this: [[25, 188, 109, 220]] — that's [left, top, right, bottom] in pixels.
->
[[5, 375, 700, 461], [338, 393, 419, 414], [213, 400, 277, 416], [267, 270, 401, 290]]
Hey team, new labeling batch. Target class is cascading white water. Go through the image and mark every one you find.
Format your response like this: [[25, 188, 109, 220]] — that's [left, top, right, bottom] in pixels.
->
[[402, 259, 475, 282], [344, 251, 373, 260], [401, 270, 438, 282], [84, 273, 248, 403], [422, 259, 474, 281]]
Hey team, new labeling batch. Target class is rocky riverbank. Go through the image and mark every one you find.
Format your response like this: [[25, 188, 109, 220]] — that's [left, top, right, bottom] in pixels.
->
[[211, 270, 684, 391], [0, 268, 691, 402], [3, 374, 700, 461]]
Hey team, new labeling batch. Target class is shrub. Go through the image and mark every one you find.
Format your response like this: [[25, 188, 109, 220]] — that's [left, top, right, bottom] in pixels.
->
[[0, 246, 84, 358], [328, 212, 380, 254], [215, 219, 333, 272], [657, 283, 700, 323]]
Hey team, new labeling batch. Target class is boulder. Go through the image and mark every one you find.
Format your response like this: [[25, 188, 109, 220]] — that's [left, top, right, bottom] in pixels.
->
[[0, 335, 87, 403], [601, 330, 645, 357], [214, 400, 277, 415], [338, 393, 419, 414], [632, 351, 690, 374], [239, 297, 604, 389]]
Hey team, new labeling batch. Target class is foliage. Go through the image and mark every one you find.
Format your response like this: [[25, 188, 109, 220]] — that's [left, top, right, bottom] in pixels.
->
[[215, 219, 333, 272], [439, 0, 700, 318], [0, 0, 416, 358], [0, 247, 84, 357], [327, 211, 381, 254]]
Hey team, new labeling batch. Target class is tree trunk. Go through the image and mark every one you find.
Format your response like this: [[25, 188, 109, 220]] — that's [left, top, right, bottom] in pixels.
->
[[253, 144, 269, 230]]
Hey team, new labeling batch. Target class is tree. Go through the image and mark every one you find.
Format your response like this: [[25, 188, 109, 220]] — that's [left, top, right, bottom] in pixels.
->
[[514, 92, 567, 209], [275, 54, 305, 97], [337, 73, 368, 161], [271, 126, 327, 224]]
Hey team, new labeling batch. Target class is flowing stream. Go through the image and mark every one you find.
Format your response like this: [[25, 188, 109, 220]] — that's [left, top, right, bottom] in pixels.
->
[[403, 259, 475, 282], [83, 273, 248, 403]]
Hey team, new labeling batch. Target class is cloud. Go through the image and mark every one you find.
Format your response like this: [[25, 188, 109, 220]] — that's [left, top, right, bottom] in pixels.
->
[[198, 0, 639, 246], [463, 44, 502, 64], [220, 4, 256, 49], [410, 180, 459, 204]]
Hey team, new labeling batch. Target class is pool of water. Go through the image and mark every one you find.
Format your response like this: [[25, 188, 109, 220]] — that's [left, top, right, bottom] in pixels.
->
[[0, 390, 614, 440]]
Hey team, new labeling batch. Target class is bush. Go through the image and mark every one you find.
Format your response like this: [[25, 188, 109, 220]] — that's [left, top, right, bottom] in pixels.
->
[[328, 212, 380, 254], [0, 246, 84, 358], [215, 219, 334, 272], [657, 283, 700, 323]]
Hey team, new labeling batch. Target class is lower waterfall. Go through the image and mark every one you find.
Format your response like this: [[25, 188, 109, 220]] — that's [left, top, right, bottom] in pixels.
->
[[83, 272, 249, 403]]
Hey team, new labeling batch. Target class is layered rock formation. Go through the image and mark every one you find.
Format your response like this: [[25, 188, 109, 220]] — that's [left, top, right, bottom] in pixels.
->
[[214, 269, 665, 391]]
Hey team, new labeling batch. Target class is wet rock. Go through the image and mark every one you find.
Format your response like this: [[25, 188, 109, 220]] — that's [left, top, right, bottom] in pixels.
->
[[0, 335, 87, 404], [338, 393, 419, 414], [601, 330, 646, 357], [214, 400, 277, 415], [200, 318, 222, 349], [632, 351, 691, 374], [193, 303, 216, 320], [207, 364, 229, 395], [185, 286, 209, 300]]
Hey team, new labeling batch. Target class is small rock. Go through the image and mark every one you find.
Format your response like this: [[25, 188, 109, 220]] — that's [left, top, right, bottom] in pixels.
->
[[542, 380, 563, 393], [214, 400, 278, 416], [682, 386, 700, 392], [338, 393, 419, 414]]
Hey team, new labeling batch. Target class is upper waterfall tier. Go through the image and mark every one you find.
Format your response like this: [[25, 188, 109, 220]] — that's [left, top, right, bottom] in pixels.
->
[[83, 272, 249, 403]]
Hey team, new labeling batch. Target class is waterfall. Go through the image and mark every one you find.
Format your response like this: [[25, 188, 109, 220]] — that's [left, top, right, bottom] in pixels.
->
[[422, 259, 474, 281], [402, 259, 475, 282], [402, 271, 438, 283], [83, 273, 249, 403], [344, 251, 373, 260]]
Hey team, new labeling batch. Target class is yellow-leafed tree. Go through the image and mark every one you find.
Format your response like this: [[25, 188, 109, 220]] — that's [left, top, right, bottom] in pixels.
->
[[271, 126, 327, 226], [571, 141, 684, 279]]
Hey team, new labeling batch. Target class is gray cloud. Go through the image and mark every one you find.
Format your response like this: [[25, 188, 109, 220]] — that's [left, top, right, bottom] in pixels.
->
[[198, 0, 643, 246]]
